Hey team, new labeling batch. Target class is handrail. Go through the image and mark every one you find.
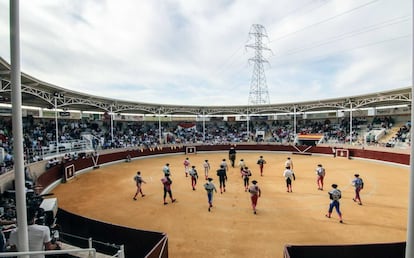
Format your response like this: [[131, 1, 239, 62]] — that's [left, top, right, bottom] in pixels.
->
[[158, 236, 168, 258], [0, 247, 96, 257]]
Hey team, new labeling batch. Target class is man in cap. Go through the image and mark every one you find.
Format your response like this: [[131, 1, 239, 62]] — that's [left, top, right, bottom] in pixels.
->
[[248, 180, 262, 214], [161, 173, 176, 205], [256, 156, 267, 176], [203, 160, 211, 180], [352, 174, 364, 205], [216, 164, 227, 194], [228, 146, 237, 168], [133, 171, 146, 200], [316, 164, 326, 190], [189, 165, 199, 190], [283, 165, 295, 193], [326, 184, 343, 223], [183, 157, 190, 177], [204, 178, 217, 212]]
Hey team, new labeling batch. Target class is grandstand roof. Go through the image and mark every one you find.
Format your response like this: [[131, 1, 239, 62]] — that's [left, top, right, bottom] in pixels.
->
[[0, 57, 411, 116]]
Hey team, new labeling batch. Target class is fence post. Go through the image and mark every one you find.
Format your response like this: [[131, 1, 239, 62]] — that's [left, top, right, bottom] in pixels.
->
[[88, 237, 93, 258], [118, 245, 125, 258]]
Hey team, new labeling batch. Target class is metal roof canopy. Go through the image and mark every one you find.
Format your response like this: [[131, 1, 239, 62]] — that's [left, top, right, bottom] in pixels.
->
[[0, 57, 411, 116]]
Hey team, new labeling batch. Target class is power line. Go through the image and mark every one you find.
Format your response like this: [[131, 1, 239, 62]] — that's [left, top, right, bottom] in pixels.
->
[[273, 15, 410, 59], [208, 1, 332, 79], [270, 33, 411, 69], [269, 0, 380, 43]]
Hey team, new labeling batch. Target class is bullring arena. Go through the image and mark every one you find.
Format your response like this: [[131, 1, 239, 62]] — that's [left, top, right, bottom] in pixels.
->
[[51, 148, 410, 258], [0, 55, 412, 257], [28, 144, 410, 257]]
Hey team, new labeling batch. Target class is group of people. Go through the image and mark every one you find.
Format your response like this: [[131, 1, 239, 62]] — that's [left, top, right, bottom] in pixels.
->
[[320, 165, 364, 224], [131, 152, 264, 214], [325, 174, 363, 224], [280, 156, 365, 224], [182, 155, 262, 213], [132, 152, 365, 220]]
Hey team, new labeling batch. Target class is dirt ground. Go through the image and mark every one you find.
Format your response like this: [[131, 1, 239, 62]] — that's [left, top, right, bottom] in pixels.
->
[[50, 151, 409, 258]]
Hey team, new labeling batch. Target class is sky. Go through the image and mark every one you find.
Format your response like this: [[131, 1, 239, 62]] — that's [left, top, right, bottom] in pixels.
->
[[0, 0, 412, 106]]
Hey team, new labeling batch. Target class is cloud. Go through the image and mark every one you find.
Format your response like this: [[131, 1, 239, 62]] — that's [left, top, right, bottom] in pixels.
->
[[0, 0, 411, 106]]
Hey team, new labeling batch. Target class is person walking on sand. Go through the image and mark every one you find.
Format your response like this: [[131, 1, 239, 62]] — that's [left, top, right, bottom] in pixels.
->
[[352, 174, 364, 205], [257, 156, 267, 176], [283, 166, 295, 192], [285, 157, 293, 170], [241, 166, 252, 191], [203, 160, 211, 180], [216, 164, 227, 194], [220, 159, 228, 174], [326, 184, 343, 223], [238, 159, 246, 175], [204, 178, 218, 212], [133, 171, 146, 200], [163, 163, 171, 176], [189, 165, 199, 190], [229, 146, 237, 168], [316, 164, 326, 190], [161, 173, 176, 205], [183, 157, 190, 177], [248, 180, 261, 214]]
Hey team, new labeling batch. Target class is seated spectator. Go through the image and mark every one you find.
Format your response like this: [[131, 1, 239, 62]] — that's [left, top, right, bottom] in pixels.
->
[[47, 159, 55, 169]]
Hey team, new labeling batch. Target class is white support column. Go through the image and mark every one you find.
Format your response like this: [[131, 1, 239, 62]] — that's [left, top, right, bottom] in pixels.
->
[[10, 1, 30, 256], [110, 105, 114, 144], [349, 101, 353, 145], [55, 97, 59, 154], [405, 5, 414, 256], [158, 109, 162, 144], [246, 109, 250, 142], [293, 105, 297, 137], [202, 110, 206, 142]]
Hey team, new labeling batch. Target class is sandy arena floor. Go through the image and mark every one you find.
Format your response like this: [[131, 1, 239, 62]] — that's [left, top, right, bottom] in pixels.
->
[[51, 151, 409, 258]]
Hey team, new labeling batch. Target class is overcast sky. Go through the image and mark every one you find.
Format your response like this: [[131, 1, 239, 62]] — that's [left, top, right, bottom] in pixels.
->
[[0, 0, 411, 106]]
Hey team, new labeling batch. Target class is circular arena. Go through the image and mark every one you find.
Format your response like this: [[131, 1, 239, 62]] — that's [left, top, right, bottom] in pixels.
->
[[51, 148, 409, 258], [0, 55, 412, 258]]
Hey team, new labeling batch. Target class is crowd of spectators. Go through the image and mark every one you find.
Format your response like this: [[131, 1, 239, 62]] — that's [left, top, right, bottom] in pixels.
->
[[0, 113, 409, 256], [0, 115, 410, 172]]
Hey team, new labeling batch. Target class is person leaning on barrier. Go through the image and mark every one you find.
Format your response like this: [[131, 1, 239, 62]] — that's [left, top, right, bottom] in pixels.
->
[[7, 207, 61, 257]]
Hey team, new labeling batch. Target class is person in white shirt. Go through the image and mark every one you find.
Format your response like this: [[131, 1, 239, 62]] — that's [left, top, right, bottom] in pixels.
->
[[203, 160, 210, 180], [285, 157, 293, 170], [283, 166, 295, 193], [8, 208, 60, 258]]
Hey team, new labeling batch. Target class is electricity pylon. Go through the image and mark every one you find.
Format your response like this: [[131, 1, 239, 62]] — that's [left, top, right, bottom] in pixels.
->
[[246, 24, 271, 105]]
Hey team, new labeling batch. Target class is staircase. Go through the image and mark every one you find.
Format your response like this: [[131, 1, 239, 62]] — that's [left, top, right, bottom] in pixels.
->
[[378, 123, 403, 144]]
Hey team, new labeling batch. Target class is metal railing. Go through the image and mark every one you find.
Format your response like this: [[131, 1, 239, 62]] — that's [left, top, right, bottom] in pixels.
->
[[57, 233, 125, 258], [0, 247, 97, 257], [0, 235, 125, 258]]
